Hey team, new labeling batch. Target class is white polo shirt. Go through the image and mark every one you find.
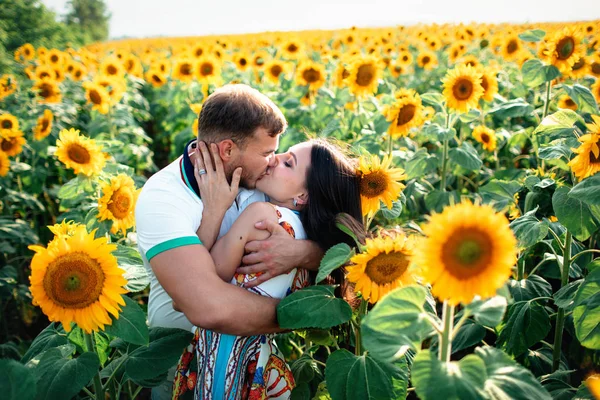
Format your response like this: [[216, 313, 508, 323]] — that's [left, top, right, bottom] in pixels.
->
[[135, 142, 265, 332]]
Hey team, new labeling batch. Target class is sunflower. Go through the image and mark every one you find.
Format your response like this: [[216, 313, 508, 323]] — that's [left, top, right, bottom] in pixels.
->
[[412, 201, 517, 305], [45, 49, 64, 67], [472, 125, 497, 151], [383, 89, 424, 138], [281, 39, 304, 59], [233, 52, 251, 72], [544, 26, 585, 74], [264, 60, 288, 84], [478, 68, 498, 102], [98, 174, 140, 235], [70, 63, 87, 81], [0, 130, 26, 157], [347, 55, 381, 97], [448, 41, 468, 63], [0, 151, 9, 177], [458, 54, 480, 68], [28, 227, 128, 333], [99, 56, 125, 78], [0, 114, 19, 133], [567, 55, 589, 79], [397, 50, 413, 66], [55, 128, 106, 176], [20, 43, 35, 61], [568, 115, 600, 180], [357, 154, 407, 216], [500, 35, 521, 61], [346, 234, 419, 304], [557, 95, 578, 111], [94, 76, 126, 105], [417, 51, 438, 70], [590, 55, 600, 78], [145, 69, 168, 87], [48, 220, 86, 239], [0, 75, 17, 100], [122, 54, 143, 78], [83, 81, 111, 114], [251, 50, 270, 70], [33, 79, 62, 103], [586, 374, 600, 400], [195, 56, 221, 85], [34, 109, 53, 140], [295, 60, 326, 91], [173, 58, 195, 82], [334, 61, 351, 87], [442, 64, 484, 113]]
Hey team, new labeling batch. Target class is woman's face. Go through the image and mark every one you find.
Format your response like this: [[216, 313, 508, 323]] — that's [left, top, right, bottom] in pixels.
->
[[255, 142, 312, 207]]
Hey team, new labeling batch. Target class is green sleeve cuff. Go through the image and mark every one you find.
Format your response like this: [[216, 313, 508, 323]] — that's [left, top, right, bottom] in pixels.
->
[[146, 236, 202, 261]]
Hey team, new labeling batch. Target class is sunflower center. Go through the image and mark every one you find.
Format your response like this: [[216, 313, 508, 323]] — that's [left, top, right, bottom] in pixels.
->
[[39, 83, 53, 98], [360, 171, 389, 198], [67, 144, 91, 164], [556, 37, 575, 60], [507, 40, 519, 54], [422, 56, 430, 64], [572, 58, 585, 71], [481, 76, 489, 92], [590, 141, 600, 165], [239, 58, 247, 66], [39, 71, 51, 79], [1, 120, 12, 129], [107, 65, 118, 75], [356, 64, 375, 86], [200, 63, 213, 76], [565, 98, 576, 107], [396, 104, 416, 126], [481, 132, 490, 143], [1, 139, 14, 152], [43, 251, 105, 308], [108, 188, 133, 219], [195, 48, 203, 57], [51, 55, 59, 63], [288, 44, 298, 53], [591, 62, 600, 75], [365, 252, 410, 285], [41, 118, 50, 131], [303, 68, 321, 83], [180, 63, 192, 75], [442, 229, 493, 278], [89, 89, 103, 105], [452, 78, 474, 100], [152, 74, 163, 83], [270, 65, 283, 77]]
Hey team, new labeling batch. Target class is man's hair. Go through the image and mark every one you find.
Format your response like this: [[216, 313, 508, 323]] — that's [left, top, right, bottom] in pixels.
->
[[197, 84, 287, 148]]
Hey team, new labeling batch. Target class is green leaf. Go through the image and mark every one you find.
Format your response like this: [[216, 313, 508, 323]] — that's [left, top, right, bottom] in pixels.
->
[[316, 244, 353, 283], [290, 382, 311, 400], [277, 286, 352, 329], [103, 296, 149, 346], [421, 92, 445, 111], [533, 109, 584, 140], [507, 275, 553, 302], [521, 59, 560, 87], [21, 323, 68, 364], [424, 190, 459, 214], [0, 359, 36, 400], [475, 346, 551, 400], [573, 268, 600, 349], [554, 279, 583, 311], [34, 349, 100, 400], [538, 143, 573, 161], [497, 301, 551, 356], [379, 199, 403, 219], [124, 327, 194, 383], [412, 350, 485, 400], [479, 180, 522, 210], [569, 174, 600, 207], [291, 353, 321, 384], [325, 349, 407, 400], [458, 109, 481, 123], [509, 208, 549, 248], [518, 29, 546, 42], [115, 245, 150, 292], [463, 296, 508, 328], [488, 98, 535, 118], [361, 285, 435, 362], [451, 319, 486, 353], [564, 84, 599, 114], [448, 142, 483, 171], [335, 214, 359, 245], [553, 186, 600, 241]]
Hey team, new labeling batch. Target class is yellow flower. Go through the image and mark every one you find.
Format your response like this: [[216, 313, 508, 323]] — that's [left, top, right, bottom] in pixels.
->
[[45, 49, 65, 67], [28, 227, 128, 333], [334, 62, 351, 87], [100, 56, 125, 78], [83, 82, 111, 114], [233, 52, 251, 72], [94, 76, 127, 105], [568, 115, 600, 180], [347, 55, 381, 97], [383, 89, 424, 138], [397, 50, 413, 66], [590, 54, 600, 78], [189, 103, 203, 115], [20, 43, 35, 61], [295, 60, 326, 91], [357, 154, 407, 216], [0, 113, 19, 132], [34, 109, 54, 140], [544, 26, 585, 73], [557, 95, 578, 111], [442, 64, 484, 113], [98, 174, 140, 235], [0, 75, 17, 100], [146, 69, 168, 87], [264, 60, 288, 84], [48, 220, 86, 239], [417, 51, 438, 70], [472, 125, 497, 152], [0, 130, 26, 157], [479, 68, 498, 102], [347, 234, 419, 304], [281, 39, 304, 59], [500, 35, 522, 61], [55, 128, 106, 176], [0, 151, 9, 177], [173, 58, 196, 82], [33, 79, 62, 103], [195, 56, 221, 85], [586, 374, 600, 400], [412, 201, 518, 305], [567, 55, 589, 79]]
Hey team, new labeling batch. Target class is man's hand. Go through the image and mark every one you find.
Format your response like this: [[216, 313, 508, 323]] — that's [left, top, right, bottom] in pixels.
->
[[238, 219, 323, 287]]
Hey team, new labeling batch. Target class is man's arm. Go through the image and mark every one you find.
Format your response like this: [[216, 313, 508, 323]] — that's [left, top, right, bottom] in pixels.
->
[[236, 219, 324, 288], [151, 244, 283, 336]]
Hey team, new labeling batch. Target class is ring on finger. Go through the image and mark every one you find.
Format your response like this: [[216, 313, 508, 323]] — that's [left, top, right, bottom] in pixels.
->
[[197, 168, 207, 176]]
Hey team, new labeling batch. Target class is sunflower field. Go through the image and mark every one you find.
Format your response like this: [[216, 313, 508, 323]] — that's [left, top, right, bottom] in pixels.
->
[[1, 19, 600, 400]]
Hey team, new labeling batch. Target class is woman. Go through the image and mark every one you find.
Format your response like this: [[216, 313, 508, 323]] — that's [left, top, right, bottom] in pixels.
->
[[173, 138, 362, 400]]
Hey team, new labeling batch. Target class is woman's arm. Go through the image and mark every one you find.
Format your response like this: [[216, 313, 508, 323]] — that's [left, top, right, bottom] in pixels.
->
[[210, 202, 279, 282]]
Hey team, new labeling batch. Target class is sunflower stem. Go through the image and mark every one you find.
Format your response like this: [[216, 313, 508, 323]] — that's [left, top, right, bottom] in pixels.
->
[[552, 230, 572, 372], [387, 133, 393, 158], [85, 333, 104, 400], [570, 249, 600, 264], [539, 81, 553, 172], [439, 301, 455, 363], [439, 111, 451, 191], [355, 299, 368, 356]]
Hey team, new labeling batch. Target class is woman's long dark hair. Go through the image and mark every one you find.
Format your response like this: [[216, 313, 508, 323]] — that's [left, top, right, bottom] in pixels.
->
[[300, 139, 364, 250]]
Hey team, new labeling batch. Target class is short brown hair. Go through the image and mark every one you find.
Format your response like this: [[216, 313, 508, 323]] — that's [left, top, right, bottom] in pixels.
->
[[197, 84, 287, 148]]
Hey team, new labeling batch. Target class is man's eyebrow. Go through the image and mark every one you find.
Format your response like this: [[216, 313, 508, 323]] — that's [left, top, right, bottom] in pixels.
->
[[290, 151, 297, 165]]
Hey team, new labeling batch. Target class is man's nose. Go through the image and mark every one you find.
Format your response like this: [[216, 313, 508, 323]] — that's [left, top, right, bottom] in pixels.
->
[[268, 155, 279, 168]]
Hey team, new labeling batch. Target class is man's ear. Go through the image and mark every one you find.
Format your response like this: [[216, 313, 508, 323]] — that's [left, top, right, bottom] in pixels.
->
[[297, 192, 309, 205], [217, 139, 238, 161]]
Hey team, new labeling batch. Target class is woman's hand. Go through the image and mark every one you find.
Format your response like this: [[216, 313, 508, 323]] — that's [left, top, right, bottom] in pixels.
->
[[193, 141, 242, 214]]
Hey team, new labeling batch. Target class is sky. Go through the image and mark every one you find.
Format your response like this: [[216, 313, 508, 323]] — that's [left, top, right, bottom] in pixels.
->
[[42, 0, 600, 39]]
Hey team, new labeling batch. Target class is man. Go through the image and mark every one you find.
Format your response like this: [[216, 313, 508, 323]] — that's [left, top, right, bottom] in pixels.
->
[[134, 84, 322, 398]]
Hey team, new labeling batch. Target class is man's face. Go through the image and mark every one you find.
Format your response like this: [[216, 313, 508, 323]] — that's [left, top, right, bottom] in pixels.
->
[[231, 127, 280, 189]]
